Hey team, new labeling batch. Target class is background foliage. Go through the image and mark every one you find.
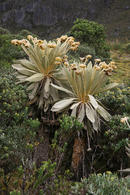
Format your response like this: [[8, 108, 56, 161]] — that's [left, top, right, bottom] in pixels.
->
[[69, 19, 110, 60]]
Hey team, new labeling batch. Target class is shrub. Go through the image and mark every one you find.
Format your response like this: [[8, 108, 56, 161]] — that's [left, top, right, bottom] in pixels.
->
[[69, 43, 96, 60], [0, 33, 25, 69], [100, 114, 129, 171], [0, 29, 37, 69], [0, 72, 40, 194], [71, 173, 129, 195], [0, 27, 10, 34], [98, 85, 130, 115], [69, 19, 110, 60]]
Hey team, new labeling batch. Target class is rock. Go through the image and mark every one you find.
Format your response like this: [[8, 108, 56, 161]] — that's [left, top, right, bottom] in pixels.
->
[[0, 0, 129, 39]]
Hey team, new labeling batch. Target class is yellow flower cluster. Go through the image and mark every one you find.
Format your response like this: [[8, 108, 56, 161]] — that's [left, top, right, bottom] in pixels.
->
[[79, 55, 92, 63], [62, 53, 117, 78], [11, 35, 80, 53], [94, 61, 117, 75], [57, 35, 80, 51], [54, 56, 63, 65], [47, 43, 57, 48], [95, 58, 101, 63], [11, 39, 31, 47]]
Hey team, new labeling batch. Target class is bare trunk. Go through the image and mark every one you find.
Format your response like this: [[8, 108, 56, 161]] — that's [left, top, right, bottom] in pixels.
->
[[34, 125, 49, 167], [71, 137, 85, 178]]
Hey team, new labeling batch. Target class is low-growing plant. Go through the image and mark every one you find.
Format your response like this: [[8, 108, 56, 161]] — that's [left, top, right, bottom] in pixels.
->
[[69, 43, 96, 61], [71, 173, 129, 195], [0, 72, 40, 194], [69, 18, 110, 60], [0, 29, 37, 70], [98, 85, 130, 115], [101, 115, 130, 171]]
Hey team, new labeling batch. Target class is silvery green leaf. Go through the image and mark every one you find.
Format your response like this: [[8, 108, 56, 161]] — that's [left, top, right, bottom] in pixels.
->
[[77, 104, 85, 122], [71, 102, 80, 117], [87, 61, 93, 70], [28, 82, 39, 99], [51, 98, 76, 112], [38, 86, 45, 107], [27, 83, 36, 91], [15, 59, 38, 71], [25, 73, 44, 82], [51, 83, 74, 96], [44, 78, 51, 93], [70, 102, 80, 110], [16, 74, 28, 80], [97, 105, 111, 121], [44, 100, 50, 112], [92, 111, 100, 131], [88, 95, 98, 109], [85, 104, 95, 123], [50, 85, 59, 102], [98, 83, 118, 93], [84, 62, 93, 92], [12, 64, 37, 76]]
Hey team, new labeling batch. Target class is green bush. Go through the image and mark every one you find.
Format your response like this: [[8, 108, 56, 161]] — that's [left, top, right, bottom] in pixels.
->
[[0, 72, 40, 194], [0, 27, 10, 34], [100, 115, 129, 171], [69, 19, 110, 60], [71, 173, 129, 195], [98, 85, 130, 115], [0, 33, 25, 69], [69, 43, 96, 60], [18, 29, 36, 37], [0, 29, 37, 69]]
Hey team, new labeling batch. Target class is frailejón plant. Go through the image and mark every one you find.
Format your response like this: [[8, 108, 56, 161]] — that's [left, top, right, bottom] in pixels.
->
[[11, 35, 80, 111], [51, 57, 118, 132]]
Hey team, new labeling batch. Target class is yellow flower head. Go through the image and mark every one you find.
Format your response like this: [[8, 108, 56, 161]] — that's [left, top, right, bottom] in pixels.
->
[[60, 35, 68, 41], [11, 39, 18, 45], [55, 57, 62, 62], [47, 43, 57, 48], [27, 35, 33, 40], [79, 64, 86, 68], [54, 61, 61, 66], [95, 59, 101, 63], [64, 62, 69, 67], [94, 65, 101, 71], [86, 55, 92, 59], [39, 44, 45, 50]]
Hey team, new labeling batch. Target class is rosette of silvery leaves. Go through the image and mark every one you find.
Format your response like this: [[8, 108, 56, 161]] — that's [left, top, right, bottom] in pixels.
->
[[11, 35, 80, 112], [51, 58, 118, 133]]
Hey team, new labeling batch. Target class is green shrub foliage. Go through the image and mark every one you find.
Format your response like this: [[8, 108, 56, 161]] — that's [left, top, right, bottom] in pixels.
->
[[70, 19, 110, 60], [0, 72, 40, 194], [0, 29, 36, 69], [71, 173, 129, 195], [98, 85, 130, 115]]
